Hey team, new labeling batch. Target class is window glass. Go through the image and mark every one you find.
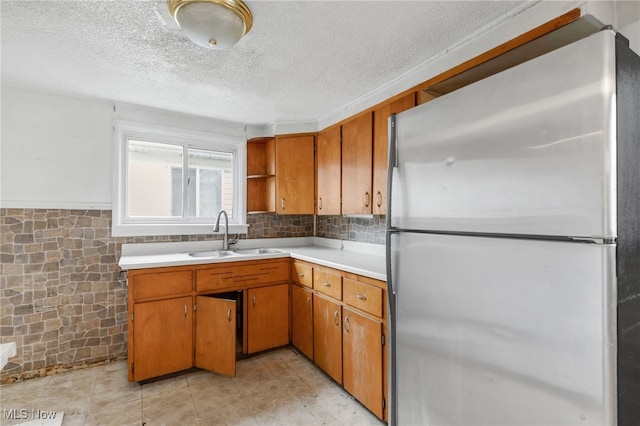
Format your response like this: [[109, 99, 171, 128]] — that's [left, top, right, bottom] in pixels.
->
[[127, 140, 183, 218], [113, 119, 247, 237], [126, 141, 235, 220], [187, 148, 233, 218]]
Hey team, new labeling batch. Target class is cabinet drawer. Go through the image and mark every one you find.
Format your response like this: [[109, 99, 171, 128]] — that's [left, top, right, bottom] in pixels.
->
[[292, 262, 313, 288], [197, 261, 289, 292], [313, 269, 342, 300], [343, 278, 383, 318], [133, 270, 193, 300]]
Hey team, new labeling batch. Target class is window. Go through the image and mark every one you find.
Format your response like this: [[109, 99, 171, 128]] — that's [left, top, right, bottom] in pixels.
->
[[113, 121, 246, 237]]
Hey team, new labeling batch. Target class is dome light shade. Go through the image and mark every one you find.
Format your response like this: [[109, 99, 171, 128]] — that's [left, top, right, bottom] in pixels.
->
[[168, 0, 253, 50]]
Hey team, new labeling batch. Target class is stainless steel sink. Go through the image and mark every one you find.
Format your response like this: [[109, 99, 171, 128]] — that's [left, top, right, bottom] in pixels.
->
[[233, 248, 282, 255], [187, 248, 282, 258], [187, 250, 238, 258]]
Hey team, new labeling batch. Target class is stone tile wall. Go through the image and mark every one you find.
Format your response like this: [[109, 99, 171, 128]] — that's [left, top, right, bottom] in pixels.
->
[[316, 215, 386, 245], [0, 209, 314, 382], [246, 214, 314, 239]]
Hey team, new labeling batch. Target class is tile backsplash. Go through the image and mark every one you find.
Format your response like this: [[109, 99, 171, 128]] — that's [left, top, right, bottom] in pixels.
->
[[316, 215, 386, 245], [0, 208, 382, 382]]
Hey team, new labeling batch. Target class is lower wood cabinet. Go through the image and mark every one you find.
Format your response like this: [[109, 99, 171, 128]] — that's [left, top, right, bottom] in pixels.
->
[[291, 260, 388, 421], [132, 296, 193, 382], [127, 259, 291, 382], [194, 295, 236, 377], [342, 307, 384, 419], [313, 294, 343, 384], [247, 284, 290, 353], [291, 284, 313, 360]]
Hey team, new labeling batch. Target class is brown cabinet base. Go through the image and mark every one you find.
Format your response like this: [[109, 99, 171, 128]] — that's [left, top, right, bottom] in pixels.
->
[[127, 259, 291, 382]]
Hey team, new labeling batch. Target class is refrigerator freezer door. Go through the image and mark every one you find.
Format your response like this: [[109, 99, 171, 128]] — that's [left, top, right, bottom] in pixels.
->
[[390, 232, 616, 426], [391, 30, 617, 239]]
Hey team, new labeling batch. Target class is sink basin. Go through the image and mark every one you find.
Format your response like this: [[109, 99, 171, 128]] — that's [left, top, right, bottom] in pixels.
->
[[234, 248, 282, 255], [188, 250, 237, 258]]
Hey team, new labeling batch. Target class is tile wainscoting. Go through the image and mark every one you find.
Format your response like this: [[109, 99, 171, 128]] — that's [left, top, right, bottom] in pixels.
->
[[1, 209, 383, 382]]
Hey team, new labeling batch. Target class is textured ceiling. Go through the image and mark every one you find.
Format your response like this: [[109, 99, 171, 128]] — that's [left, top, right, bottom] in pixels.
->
[[1, 1, 531, 126]]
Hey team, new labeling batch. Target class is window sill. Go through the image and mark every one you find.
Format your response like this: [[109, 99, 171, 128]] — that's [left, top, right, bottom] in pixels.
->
[[111, 223, 249, 238]]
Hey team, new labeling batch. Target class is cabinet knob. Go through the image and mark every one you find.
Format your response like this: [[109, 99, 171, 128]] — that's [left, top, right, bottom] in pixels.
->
[[184, 304, 187, 317], [227, 308, 232, 322], [252, 295, 256, 307], [356, 293, 367, 301], [344, 316, 350, 332], [323, 282, 331, 287], [298, 272, 304, 277], [333, 310, 340, 326], [376, 191, 382, 207], [363, 192, 370, 207]]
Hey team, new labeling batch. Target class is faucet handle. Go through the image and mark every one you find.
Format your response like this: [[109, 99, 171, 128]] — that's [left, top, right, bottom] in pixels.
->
[[228, 233, 240, 248]]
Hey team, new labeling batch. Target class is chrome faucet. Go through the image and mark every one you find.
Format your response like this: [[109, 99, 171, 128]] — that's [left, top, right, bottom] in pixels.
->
[[213, 210, 230, 250]]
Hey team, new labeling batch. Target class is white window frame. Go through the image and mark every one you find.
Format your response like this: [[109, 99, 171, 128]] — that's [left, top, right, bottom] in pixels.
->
[[113, 120, 247, 237]]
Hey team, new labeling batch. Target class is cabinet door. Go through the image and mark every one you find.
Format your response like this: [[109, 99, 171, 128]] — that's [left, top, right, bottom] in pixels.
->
[[316, 126, 341, 215], [194, 295, 236, 377], [247, 284, 290, 353], [342, 112, 373, 214], [313, 295, 342, 384], [291, 284, 313, 360], [373, 93, 416, 215], [275, 135, 315, 214], [342, 307, 384, 419], [133, 296, 193, 381]]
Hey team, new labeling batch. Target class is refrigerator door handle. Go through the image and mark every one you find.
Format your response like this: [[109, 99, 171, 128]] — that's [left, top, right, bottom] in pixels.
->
[[386, 113, 397, 231]]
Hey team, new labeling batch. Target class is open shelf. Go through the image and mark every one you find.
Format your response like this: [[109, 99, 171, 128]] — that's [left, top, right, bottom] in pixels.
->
[[247, 137, 276, 214]]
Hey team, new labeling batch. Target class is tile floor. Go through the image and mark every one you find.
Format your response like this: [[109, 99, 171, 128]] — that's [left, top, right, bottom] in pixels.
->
[[0, 347, 385, 425]]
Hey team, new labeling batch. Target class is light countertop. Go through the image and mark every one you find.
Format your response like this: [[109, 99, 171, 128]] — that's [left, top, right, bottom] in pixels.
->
[[118, 237, 386, 281]]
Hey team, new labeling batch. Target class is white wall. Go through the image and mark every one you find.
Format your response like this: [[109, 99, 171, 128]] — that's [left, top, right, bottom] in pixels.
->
[[0, 88, 258, 209], [1, 87, 113, 209]]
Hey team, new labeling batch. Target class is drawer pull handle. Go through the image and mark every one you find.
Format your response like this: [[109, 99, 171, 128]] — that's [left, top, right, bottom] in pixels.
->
[[306, 297, 311, 304], [376, 191, 382, 207], [298, 272, 304, 277], [363, 192, 370, 207], [227, 308, 232, 322], [184, 304, 188, 317], [253, 295, 256, 307], [344, 316, 350, 332], [323, 282, 331, 287], [318, 197, 322, 210], [233, 277, 259, 283], [281, 197, 285, 210], [333, 310, 340, 326], [356, 293, 367, 301], [260, 267, 280, 271]]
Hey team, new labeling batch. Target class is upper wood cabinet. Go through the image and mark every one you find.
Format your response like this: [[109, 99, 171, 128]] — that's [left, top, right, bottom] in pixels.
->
[[372, 93, 416, 215], [316, 126, 342, 215], [247, 137, 276, 214], [342, 112, 373, 215], [275, 135, 315, 214]]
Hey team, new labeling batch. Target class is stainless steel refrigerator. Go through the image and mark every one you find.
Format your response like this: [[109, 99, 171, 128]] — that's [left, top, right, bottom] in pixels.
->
[[386, 29, 640, 426]]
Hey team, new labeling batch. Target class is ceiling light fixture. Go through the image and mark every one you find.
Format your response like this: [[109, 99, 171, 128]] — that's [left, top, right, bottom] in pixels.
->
[[167, 0, 253, 50]]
